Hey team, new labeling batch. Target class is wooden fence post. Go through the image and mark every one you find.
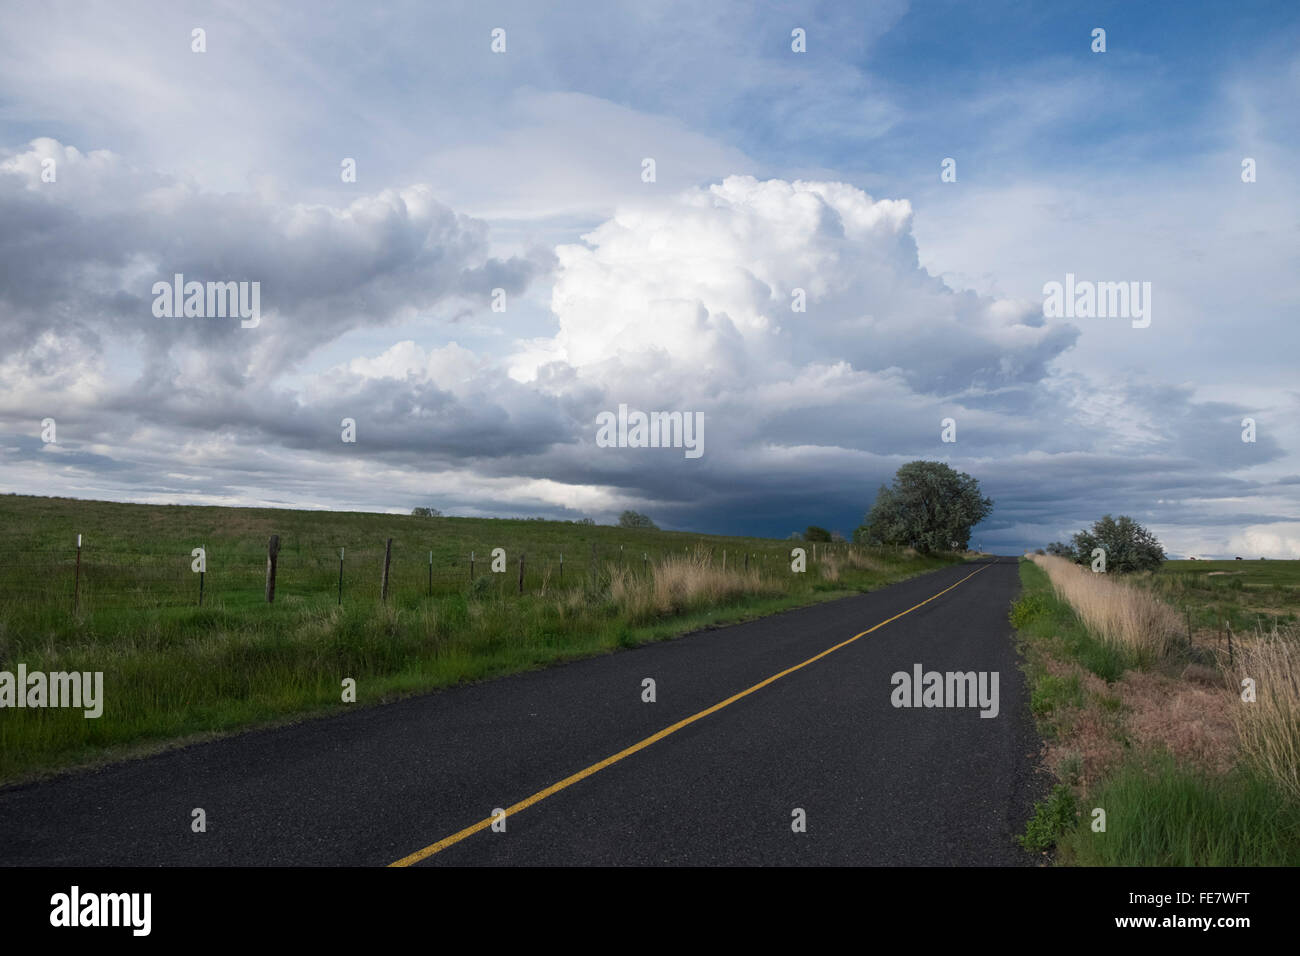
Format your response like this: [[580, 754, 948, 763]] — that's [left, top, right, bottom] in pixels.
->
[[470, 550, 475, 580], [73, 533, 82, 612], [559, 552, 563, 583], [198, 543, 205, 607], [380, 538, 392, 603], [338, 547, 344, 605], [265, 534, 280, 603], [518, 552, 526, 594], [428, 550, 433, 597]]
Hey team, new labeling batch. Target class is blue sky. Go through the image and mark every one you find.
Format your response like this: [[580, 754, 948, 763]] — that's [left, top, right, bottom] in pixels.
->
[[1, 0, 1297, 556]]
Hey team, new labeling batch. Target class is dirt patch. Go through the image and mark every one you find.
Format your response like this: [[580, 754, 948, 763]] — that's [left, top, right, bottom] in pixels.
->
[[1032, 631, 1241, 793], [1118, 670, 1239, 775], [1042, 702, 1127, 791]]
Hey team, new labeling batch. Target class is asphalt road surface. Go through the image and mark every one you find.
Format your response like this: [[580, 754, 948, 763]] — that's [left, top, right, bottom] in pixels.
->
[[0, 556, 1042, 866]]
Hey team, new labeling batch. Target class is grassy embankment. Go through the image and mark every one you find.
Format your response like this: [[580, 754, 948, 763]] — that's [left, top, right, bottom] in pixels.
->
[[0, 494, 964, 783], [1010, 554, 1300, 865]]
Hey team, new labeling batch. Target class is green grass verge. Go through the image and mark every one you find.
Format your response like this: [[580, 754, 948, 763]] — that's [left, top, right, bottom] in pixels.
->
[[1018, 783, 1078, 853], [1011, 561, 1132, 682], [1057, 753, 1300, 866]]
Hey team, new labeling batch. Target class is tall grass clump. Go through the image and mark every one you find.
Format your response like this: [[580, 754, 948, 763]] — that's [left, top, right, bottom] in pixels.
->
[[1228, 623, 1300, 805], [1029, 554, 1179, 664], [609, 547, 778, 623], [820, 549, 888, 582]]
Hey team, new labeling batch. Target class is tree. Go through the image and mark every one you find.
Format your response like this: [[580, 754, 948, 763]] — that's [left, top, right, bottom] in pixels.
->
[[411, 506, 442, 517], [855, 461, 993, 553], [1045, 541, 1074, 558], [618, 510, 658, 530], [804, 525, 832, 542], [853, 486, 892, 545], [1069, 515, 1164, 573]]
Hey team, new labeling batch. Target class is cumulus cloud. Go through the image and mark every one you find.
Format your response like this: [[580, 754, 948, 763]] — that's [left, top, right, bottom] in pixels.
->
[[1229, 524, 1300, 559], [535, 176, 1076, 393]]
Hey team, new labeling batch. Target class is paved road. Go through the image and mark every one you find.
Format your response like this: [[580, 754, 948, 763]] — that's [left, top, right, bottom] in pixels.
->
[[0, 556, 1041, 866]]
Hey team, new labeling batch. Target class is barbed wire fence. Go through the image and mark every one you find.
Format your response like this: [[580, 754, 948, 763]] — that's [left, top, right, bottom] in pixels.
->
[[0, 535, 881, 615]]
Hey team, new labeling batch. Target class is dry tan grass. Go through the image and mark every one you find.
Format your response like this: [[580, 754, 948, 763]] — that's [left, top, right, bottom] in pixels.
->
[[819, 547, 890, 578], [609, 547, 777, 622], [1029, 554, 1181, 662], [1226, 624, 1300, 804], [844, 549, 887, 572], [807, 546, 890, 583]]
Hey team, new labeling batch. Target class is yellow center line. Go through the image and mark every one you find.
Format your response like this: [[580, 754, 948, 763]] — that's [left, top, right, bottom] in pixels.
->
[[389, 561, 991, 866]]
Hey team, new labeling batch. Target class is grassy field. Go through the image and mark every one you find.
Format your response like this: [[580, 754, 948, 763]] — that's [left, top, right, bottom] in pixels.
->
[[0, 494, 809, 610], [1010, 556, 1300, 865], [1137, 559, 1300, 635], [0, 494, 964, 783]]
